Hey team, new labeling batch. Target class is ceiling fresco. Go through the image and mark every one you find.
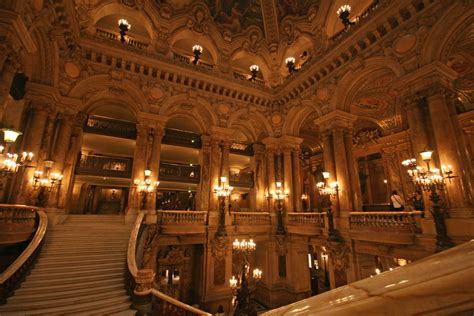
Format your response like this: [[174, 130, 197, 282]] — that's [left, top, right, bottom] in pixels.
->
[[276, 0, 320, 18]]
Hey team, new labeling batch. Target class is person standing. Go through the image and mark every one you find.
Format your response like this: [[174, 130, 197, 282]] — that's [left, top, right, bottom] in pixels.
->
[[412, 190, 424, 211], [390, 190, 405, 211]]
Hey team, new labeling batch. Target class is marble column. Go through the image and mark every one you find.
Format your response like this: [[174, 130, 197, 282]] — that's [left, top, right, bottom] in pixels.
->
[[266, 147, 276, 193], [220, 140, 230, 180], [282, 146, 294, 212], [292, 148, 302, 212], [0, 61, 17, 118], [404, 95, 432, 161], [333, 127, 353, 215], [11, 102, 50, 204], [343, 129, 362, 210], [47, 113, 75, 208], [322, 131, 336, 182], [208, 138, 221, 226], [426, 86, 474, 212], [196, 135, 211, 212], [253, 144, 266, 212], [127, 123, 149, 213], [146, 125, 164, 210]]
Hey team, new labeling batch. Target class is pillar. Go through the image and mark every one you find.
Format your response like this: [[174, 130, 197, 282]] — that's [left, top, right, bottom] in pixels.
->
[[343, 129, 362, 210], [208, 137, 221, 226], [253, 144, 266, 212], [146, 124, 164, 210], [282, 146, 294, 212], [220, 140, 230, 180], [127, 123, 149, 214], [333, 127, 353, 215], [196, 135, 211, 212], [292, 148, 302, 212], [321, 131, 336, 182]]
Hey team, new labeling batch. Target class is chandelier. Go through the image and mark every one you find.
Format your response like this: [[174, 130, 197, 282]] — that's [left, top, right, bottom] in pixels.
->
[[134, 169, 159, 209], [118, 18, 131, 43], [192, 45, 203, 65], [316, 171, 340, 241], [213, 176, 233, 236], [266, 181, 289, 235], [0, 128, 33, 177]]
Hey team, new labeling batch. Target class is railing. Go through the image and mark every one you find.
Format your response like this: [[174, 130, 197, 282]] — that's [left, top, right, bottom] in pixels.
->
[[172, 52, 214, 71], [159, 210, 206, 225], [0, 204, 38, 245], [84, 115, 137, 139], [232, 212, 270, 225], [349, 211, 423, 233], [162, 128, 202, 149], [229, 172, 254, 188], [96, 27, 149, 50], [76, 153, 133, 178], [230, 141, 254, 156], [152, 289, 211, 316], [0, 206, 46, 304], [287, 212, 325, 227], [233, 72, 265, 87], [159, 162, 200, 184]]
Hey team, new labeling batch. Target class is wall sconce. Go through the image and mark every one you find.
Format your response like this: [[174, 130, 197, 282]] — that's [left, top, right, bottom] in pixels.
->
[[249, 64, 259, 81], [285, 57, 297, 74], [337, 5, 355, 28], [118, 18, 131, 43], [0, 128, 33, 177], [134, 169, 159, 209], [192, 45, 203, 65]]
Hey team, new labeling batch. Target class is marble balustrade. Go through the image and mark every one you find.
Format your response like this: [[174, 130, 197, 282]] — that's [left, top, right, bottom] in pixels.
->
[[232, 212, 271, 225], [287, 212, 325, 227], [159, 210, 207, 225], [350, 211, 423, 233]]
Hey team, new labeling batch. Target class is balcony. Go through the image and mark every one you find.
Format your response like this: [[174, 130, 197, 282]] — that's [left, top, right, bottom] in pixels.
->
[[230, 141, 254, 156], [233, 72, 265, 87], [84, 115, 137, 139], [232, 212, 270, 234], [162, 128, 202, 149], [159, 162, 200, 184], [172, 52, 214, 71], [286, 212, 325, 236], [96, 27, 149, 50], [229, 172, 254, 188], [158, 210, 207, 234], [76, 154, 133, 178], [349, 211, 423, 244]]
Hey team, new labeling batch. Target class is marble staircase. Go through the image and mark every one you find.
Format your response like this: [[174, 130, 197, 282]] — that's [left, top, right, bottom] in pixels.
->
[[0, 215, 135, 315]]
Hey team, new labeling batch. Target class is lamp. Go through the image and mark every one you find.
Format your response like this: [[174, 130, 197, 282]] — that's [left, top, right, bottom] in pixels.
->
[[118, 19, 131, 43], [337, 5, 355, 28], [401, 150, 455, 251], [317, 171, 340, 241], [31, 160, 63, 207], [134, 169, 159, 209], [0, 128, 33, 177], [230, 239, 262, 315], [249, 64, 259, 81], [285, 57, 297, 74], [267, 181, 289, 235], [213, 176, 233, 236], [192, 45, 203, 65]]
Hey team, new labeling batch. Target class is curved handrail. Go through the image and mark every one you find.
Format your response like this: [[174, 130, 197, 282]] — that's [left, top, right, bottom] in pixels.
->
[[0, 208, 47, 284], [350, 211, 423, 215], [127, 211, 145, 279], [151, 289, 212, 316]]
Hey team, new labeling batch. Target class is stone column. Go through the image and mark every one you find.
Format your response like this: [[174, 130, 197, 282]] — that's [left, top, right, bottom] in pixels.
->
[[208, 137, 221, 226], [196, 135, 211, 212], [266, 146, 276, 193], [47, 113, 75, 208], [11, 102, 50, 204], [253, 144, 266, 212], [321, 131, 336, 181], [343, 129, 362, 210], [127, 123, 150, 214], [282, 146, 294, 212], [146, 124, 164, 210], [426, 85, 474, 212], [333, 127, 353, 215], [59, 112, 87, 210], [0, 60, 17, 117], [292, 148, 303, 212], [220, 140, 230, 180]]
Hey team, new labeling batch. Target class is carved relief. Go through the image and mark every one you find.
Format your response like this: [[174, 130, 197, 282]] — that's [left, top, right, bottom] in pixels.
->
[[353, 128, 381, 148]]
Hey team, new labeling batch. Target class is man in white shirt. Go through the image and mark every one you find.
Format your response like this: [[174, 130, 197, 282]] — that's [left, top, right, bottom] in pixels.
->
[[390, 190, 405, 211]]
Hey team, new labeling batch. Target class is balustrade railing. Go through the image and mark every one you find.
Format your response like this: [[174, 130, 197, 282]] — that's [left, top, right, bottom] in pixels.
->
[[230, 141, 254, 156], [162, 128, 202, 148], [232, 212, 270, 225], [233, 72, 265, 87], [287, 212, 325, 227], [0, 206, 46, 304], [84, 115, 137, 139], [96, 27, 149, 50], [0, 204, 38, 245], [350, 211, 423, 233], [159, 162, 200, 184], [159, 210, 206, 225], [172, 52, 214, 71], [229, 172, 254, 188], [76, 153, 133, 178]]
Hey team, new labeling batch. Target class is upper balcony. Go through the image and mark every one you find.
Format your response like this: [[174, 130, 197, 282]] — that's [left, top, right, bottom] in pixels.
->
[[162, 128, 202, 149], [229, 172, 254, 188], [159, 162, 200, 184], [76, 153, 133, 178], [84, 115, 137, 140], [286, 212, 325, 236], [349, 211, 423, 245]]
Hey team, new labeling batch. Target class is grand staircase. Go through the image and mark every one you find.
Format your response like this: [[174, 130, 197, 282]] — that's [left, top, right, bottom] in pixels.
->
[[0, 215, 135, 315]]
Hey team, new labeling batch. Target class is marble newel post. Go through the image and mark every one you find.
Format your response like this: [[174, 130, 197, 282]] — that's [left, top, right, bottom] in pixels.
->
[[47, 113, 75, 209], [11, 102, 50, 204], [127, 122, 150, 214], [146, 120, 165, 210]]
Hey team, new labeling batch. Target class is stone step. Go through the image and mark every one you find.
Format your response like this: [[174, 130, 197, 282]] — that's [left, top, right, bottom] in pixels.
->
[[14, 277, 125, 295], [35, 255, 126, 267], [40, 248, 125, 257], [27, 266, 124, 280], [0, 290, 128, 312], [8, 283, 125, 303], [23, 271, 124, 287], [43, 242, 128, 250]]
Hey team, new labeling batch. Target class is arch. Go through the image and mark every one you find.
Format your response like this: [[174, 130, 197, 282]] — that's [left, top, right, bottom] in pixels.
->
[[158, 94, 218, 134], [85, 99, 137, 122], [226, 108, 273, 140], [69, 74, 148, 114], [166, 114, 202, 134], [421, 3, 474, 65], [28, 27, 57, 85], [330, 56, 404, 112], [229, 49, 271, 82], [170, 28, 219, 65], [282, 102, 322, 136]]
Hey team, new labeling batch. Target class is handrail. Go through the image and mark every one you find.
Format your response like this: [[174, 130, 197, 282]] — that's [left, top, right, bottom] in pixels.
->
[[0, 207, 46, 302], [151, 288, 211, 316], [350, 211, 423, 215], [127, 211, 145, 279], [232, 211, 270, 225]]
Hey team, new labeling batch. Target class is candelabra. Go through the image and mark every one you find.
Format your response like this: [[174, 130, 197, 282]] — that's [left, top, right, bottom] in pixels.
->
[[192, 45, 203, 65], [118, 19, 131, 43], [285, 57, 297, 74], [402, 150, 455, 251], [316, 172, 340, 241], [213, 176, 233, 236], [0, 128, 33, 177], [229, 239, 261, 316], [134, 169, 159, 209], [266, 181, 289, 235], [337, 4, 355, 28], [31, 160, 62, 207], [249, 65, 259, 81]]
